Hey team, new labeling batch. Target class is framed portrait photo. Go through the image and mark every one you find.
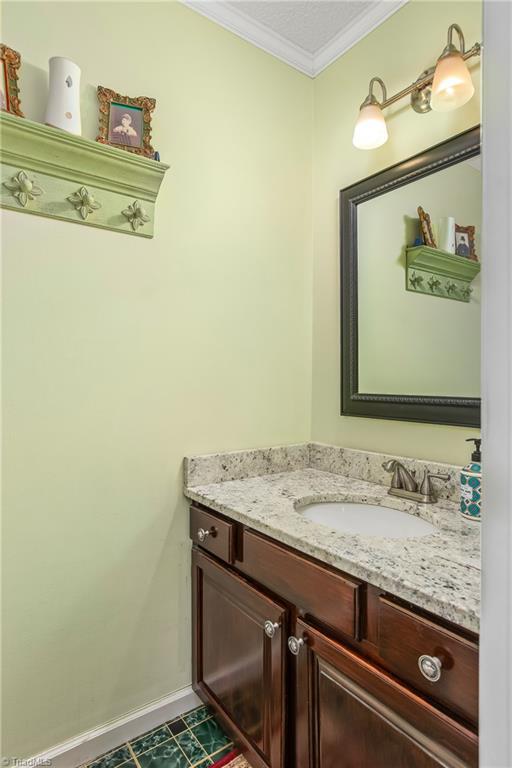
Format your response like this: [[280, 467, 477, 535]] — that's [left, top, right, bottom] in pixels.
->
[[97, 86, 155, 157], [455, 224, 477, 261], [1, 44, 24, 117]]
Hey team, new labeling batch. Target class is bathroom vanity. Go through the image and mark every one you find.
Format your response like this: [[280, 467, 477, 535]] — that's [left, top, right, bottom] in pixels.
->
[[185, 444, 480, 768]]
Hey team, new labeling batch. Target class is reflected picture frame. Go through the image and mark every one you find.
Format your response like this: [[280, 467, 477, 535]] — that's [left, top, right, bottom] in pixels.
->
[[417, 205, 437, 248], [97, 85, 155, 157], [455, 224, 477, 260], [339, 126, 481, 428]]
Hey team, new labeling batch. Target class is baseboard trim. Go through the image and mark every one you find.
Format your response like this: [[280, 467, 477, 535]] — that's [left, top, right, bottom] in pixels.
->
[[29, 685, 201, 768]]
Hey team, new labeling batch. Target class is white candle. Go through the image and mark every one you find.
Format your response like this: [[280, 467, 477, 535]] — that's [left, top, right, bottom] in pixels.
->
[[44, 57, 81, 136], [438, 216, 455, 253]]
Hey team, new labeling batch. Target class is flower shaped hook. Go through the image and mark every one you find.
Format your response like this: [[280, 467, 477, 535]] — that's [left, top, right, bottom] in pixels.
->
[[67, 186, 102, 220], [122, 200, 151, 232], [3, 170, 44, 208], [409, 272, 424, 289]]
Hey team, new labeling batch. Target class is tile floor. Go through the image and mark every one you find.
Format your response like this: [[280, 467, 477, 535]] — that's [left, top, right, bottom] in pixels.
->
[[83, 704, 235, 768]]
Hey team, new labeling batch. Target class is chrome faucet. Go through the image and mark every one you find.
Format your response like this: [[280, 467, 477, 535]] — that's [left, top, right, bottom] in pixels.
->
[[382, 460, 450, 504]]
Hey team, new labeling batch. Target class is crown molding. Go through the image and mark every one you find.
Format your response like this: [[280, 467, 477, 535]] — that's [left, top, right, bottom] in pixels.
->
[[182, 0, 315, 75], [181, 0, 409, 78], [312, 0, 409, 76]]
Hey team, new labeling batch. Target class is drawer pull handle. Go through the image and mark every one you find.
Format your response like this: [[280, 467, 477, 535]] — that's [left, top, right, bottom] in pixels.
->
[[288, 636, 305, 656], [418, 654, 442, 682], [197, 527, 211, 543], [264, 620, 280, 639]]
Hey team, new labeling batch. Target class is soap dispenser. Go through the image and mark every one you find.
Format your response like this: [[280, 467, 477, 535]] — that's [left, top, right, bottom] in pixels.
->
[[460, 438, 481, 521]]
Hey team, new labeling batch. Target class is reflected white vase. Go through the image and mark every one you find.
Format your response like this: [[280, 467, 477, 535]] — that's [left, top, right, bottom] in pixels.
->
[[44, 57, 81, 135], [438, 216, 456, 253]]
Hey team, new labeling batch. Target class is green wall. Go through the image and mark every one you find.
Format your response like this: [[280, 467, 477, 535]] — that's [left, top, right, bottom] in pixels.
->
[[311, 0, 482, 464], [358, 160, 481, 396], [1, 2, 313, 756]]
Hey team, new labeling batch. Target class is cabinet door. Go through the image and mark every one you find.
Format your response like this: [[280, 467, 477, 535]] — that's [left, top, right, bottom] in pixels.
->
[[293, 619, 478, 768], [192, 548, 287, 768]]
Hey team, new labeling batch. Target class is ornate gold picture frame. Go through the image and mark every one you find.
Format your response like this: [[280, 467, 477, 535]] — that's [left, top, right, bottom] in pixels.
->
[[417, 205, 436, 248], [1, 44, 24, 117], [97, 86, 155, 157], [455, 223, 477, 261]]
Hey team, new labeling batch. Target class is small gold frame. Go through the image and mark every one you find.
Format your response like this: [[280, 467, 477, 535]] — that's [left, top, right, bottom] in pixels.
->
[[455, 223, 477, 261], [417, 205, 436, 248], [96, 86, 155, 157], [1, 44, 24, 117]]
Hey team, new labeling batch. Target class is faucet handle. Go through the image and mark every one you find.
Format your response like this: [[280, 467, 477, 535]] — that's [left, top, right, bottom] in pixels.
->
[[419, 470, 450, 500]]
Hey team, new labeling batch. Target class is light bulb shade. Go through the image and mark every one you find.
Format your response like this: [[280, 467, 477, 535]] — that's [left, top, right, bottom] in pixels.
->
[[352, 103, 388, 150], [431, 52, 474, 112]]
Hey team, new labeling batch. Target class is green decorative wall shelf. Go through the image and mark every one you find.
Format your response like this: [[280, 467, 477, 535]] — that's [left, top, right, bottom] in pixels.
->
[[0, 112, 169, 238], [406, 245, 480, 303]]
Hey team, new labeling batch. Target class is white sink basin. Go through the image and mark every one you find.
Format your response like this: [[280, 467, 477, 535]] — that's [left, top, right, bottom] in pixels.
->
[[299, 502, 436, 539]]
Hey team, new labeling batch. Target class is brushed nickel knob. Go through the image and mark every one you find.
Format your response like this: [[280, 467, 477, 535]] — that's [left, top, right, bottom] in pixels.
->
[[197, 528, 210, 543], [264, 620, 280, 638], [288, 636, 305, 656], [418, 654, 442, 682]]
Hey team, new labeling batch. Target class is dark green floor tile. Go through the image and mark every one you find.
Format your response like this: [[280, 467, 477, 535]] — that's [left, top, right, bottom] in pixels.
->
[[88, 746, 132, 768], [131, 726, 172, 755], [191, 719, 231, 754], [167, 717, 187, 736], [174, 731, 208, 763], [182, 705, 212, 727], [137, 740, 189, 768], [194, 759, 214, 768]]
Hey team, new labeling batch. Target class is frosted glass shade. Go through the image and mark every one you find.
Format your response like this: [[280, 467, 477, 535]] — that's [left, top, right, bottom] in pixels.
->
[[431, 53, 474, 112], [352, 103, 388, 150]]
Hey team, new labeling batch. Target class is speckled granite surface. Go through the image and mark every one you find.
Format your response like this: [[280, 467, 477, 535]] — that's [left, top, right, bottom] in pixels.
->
[[184, 443, 309, 487], [309, 443, 461, 503], [184, 446, 480, 633], [185, 443, 461, 503]]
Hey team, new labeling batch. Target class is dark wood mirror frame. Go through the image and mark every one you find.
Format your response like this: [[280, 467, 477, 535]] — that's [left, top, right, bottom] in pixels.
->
[[340, 126, 481, 427]]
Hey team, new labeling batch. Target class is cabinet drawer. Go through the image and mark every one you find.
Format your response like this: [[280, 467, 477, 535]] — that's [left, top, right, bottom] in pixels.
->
[[378, 597, 478, 724], [190, 506, 237, 564], [239, 529, 362, 639]]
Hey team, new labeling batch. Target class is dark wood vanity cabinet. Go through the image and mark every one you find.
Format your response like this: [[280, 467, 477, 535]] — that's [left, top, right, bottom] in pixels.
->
[[294, 619, 477, 768], [192, 548, 287, 768], [190, 505, 478, 768]]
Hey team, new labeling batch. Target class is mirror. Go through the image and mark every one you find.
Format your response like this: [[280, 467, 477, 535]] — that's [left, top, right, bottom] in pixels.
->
[[340, 127, 481, 427]]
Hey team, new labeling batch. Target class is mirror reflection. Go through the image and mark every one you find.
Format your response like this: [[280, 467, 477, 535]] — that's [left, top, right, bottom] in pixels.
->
[[357, 156, 481, 397]]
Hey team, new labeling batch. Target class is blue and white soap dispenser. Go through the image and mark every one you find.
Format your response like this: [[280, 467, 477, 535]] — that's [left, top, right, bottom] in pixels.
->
[[460, 438, 482, 521]]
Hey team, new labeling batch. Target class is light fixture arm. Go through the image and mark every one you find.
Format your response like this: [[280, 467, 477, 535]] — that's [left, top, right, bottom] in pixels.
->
[[362, 77, 387, 108], [446, 23, 465, 54]]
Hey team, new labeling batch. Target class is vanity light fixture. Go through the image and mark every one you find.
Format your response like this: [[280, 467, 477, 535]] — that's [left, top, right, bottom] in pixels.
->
[[431, 24, 475, 111], [352, 23, 481, 150], [352, 77, 388, 150]]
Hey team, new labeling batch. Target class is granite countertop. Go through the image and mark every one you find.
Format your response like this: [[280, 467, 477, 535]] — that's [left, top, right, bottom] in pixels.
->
[[184, 444, 480, 633]]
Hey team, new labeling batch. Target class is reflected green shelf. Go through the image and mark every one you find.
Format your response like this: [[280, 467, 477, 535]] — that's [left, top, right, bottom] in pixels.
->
[[406, 245, 480, 303]]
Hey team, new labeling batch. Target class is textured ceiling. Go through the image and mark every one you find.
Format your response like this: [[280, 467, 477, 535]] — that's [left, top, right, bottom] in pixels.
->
[[183, 0, 408, 75], [226, 0, 375, 55]]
